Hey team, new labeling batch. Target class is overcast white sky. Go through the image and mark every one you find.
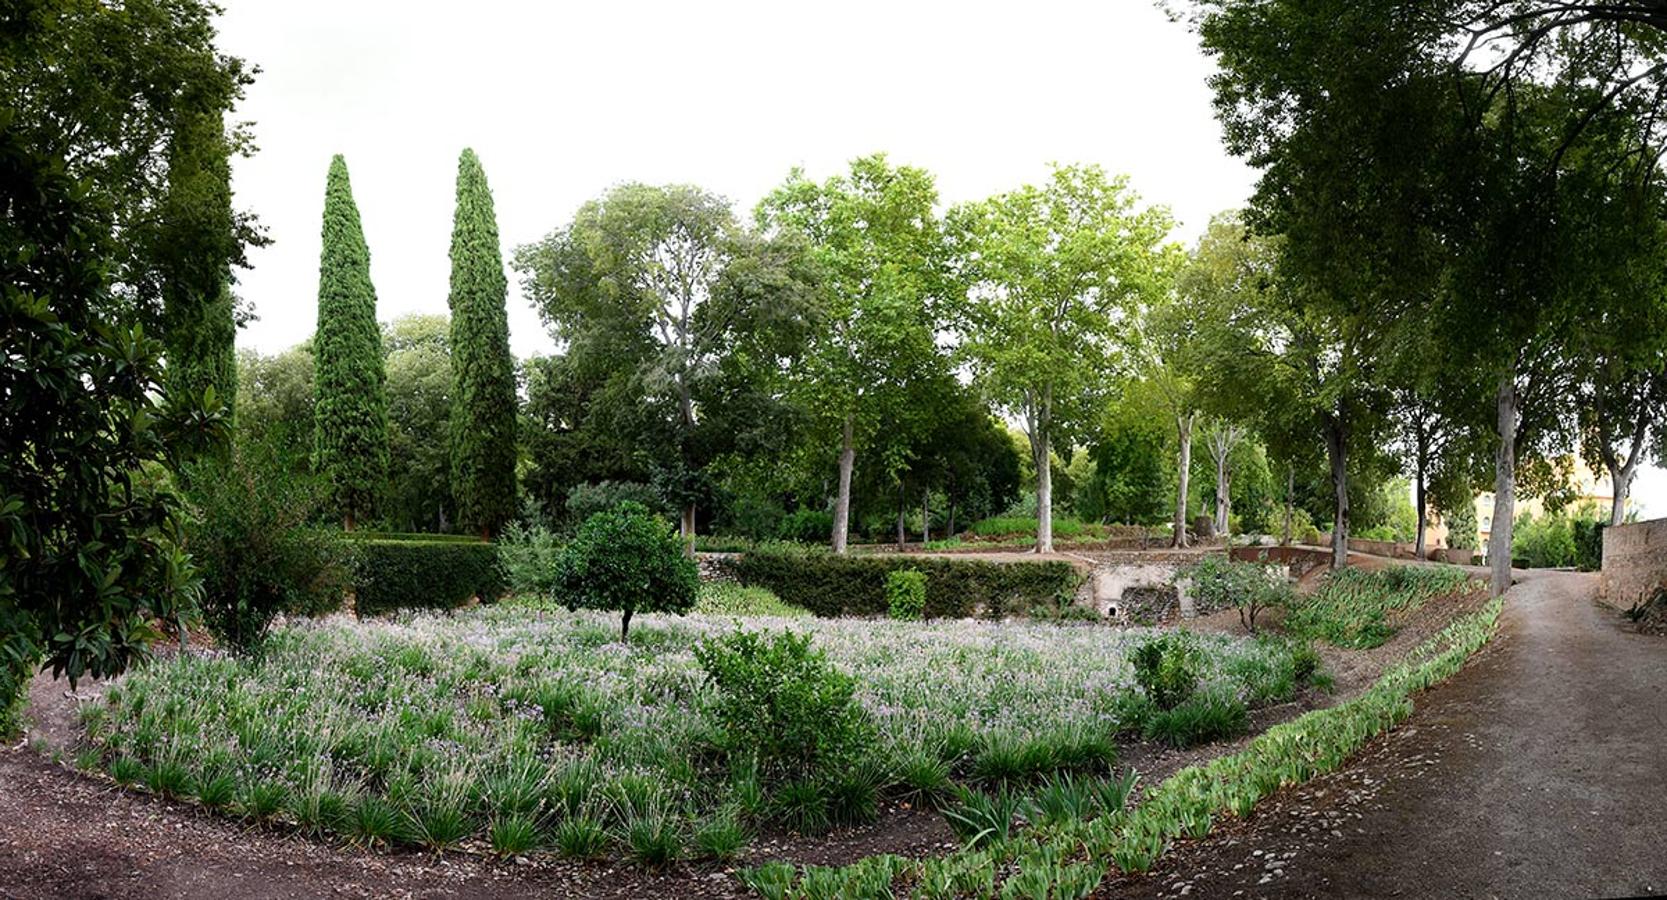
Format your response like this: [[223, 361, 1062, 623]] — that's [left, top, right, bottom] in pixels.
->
[[214, 0, 1666, 518]]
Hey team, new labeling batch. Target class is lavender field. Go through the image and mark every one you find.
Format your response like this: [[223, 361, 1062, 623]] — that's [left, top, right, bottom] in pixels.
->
[[81, 599, 1314, 862]]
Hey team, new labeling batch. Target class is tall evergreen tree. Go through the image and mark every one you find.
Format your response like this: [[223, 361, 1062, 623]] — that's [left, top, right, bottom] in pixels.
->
[[312, 154, 387, 529], [447, 148, 517, 537], [160, 109, 240, 453]]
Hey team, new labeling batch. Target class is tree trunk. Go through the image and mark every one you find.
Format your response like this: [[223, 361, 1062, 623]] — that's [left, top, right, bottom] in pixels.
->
[[921, 491, 930, 544], [1487, 374, 1517, 597], [1035, 429, 1054, 554], [832, 417, 855, 554], [1610, 461, 1635, 527], [1214, 451, 1231, 538], [680, 503, 696, 559], [1283, 463, 1294, 547], [343, 511, 355, 532], [1322, 415, 1349, 570], [1172, 413, 1193, 548], [620, 608, 633, 642], [1414, 480, 1427, 560], [947, 502, 957, 538], [895, 495, 906, 550]]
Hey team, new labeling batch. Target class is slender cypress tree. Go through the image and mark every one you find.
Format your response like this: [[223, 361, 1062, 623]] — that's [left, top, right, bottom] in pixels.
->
[[160, 109, 240, 449], [313, 154, 388, 529], [447, 148, 517, 538]]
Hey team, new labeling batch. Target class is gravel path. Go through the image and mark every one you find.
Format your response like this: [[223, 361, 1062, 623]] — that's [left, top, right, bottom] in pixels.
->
[[1114, 571, 1667, 899]]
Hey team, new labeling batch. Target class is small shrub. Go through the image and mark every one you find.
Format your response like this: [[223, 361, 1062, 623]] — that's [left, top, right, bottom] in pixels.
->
[[694, 627, 874, 783], [183, 443, 354, 649], [898, 749, 953, 809], [1130, 633, 1200, 711], [497, 521, 563, 596], [350, 795, 403, 847], [826, 761, 884, 826], [1182, 555, 1291, 631], [553, 502, 698, 640], [886, 569, 927, 620]]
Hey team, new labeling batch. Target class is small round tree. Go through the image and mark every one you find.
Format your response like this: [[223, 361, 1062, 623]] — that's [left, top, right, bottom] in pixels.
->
[[553, 502, 698, 640]]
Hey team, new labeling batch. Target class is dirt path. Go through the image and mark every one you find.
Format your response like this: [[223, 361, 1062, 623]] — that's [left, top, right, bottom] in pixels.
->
[[1113, 571, 1667, 899]]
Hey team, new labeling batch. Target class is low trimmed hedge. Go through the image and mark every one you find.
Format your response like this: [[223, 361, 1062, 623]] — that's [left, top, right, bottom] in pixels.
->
[[350, 535, 505, 616], [732, 549, 1082, 619]]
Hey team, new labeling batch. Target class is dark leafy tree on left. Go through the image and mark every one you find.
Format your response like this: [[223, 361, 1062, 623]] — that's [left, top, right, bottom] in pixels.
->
[[1, 0, 261, 735]]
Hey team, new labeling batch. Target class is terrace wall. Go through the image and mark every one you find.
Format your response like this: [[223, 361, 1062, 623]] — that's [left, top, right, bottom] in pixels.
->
[[1600, 518, 1667, 607]]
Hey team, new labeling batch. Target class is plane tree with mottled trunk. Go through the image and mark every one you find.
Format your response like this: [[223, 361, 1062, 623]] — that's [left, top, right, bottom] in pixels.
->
[[756, 155, 948, 554], [949, 165, 1176, 554]]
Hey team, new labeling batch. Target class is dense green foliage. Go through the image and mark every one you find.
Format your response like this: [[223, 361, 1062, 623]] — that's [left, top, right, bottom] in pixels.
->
[[1182, 555, 1293, 631], [381, 315, 454, 531], [159, 109, 241, 446], [1130, 634, 1200, 711], [552, 503, 699, 638], [695, 628, 875, 788], [350, 536, 504, 616], [1287, 565, 1476, 648], [312, 155, 388, 528], [732, 548, 1082, 619], [1, 16, 241, 731], [183, 445, 353, 649], [1573, 519, 1605, 572], [885, 570, 927, 621], [0, 70, 211, 730], [447, 150, 517, 537]]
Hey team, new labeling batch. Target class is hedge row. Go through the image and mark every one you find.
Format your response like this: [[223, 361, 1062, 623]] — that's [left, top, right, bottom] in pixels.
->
[[349, 535, 506, 616], [731, 549, 1082, 618]]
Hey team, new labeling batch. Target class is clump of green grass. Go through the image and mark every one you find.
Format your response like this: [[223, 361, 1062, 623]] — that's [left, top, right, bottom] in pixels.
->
[[1287, 565, 1477, 648]]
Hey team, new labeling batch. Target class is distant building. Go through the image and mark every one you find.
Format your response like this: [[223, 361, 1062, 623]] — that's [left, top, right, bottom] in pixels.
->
[[1422, 459, 1630, 559]]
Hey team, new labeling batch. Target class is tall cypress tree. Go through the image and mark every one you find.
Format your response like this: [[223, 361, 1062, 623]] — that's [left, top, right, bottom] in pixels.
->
[[447, 148, 517, 538], [160, 109, 240, 450], [313, 154, 388, 529]]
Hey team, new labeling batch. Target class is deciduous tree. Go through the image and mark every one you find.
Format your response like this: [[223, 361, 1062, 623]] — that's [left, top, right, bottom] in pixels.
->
[[949, 165, 1176, 553]]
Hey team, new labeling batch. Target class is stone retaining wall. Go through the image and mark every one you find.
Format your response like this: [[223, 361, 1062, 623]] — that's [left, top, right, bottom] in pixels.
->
[[1600, 518, 1667, 607]]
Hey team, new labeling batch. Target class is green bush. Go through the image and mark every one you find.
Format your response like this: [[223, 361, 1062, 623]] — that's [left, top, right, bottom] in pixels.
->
[[553, 502, 698, 640], [778, 508, 834, 544], [693, 627, 874, 784], [732, 548, 1080, 619], [497, 521, 563, 596], [1572, 519, 1605, 572], [1130, 633, 1200, 711], [184, 445, 355, 649], [351, 536, 504, 617], [886, 570, 927, 620], [1444, 502, 1478, 551], [1181, 555, 1292, 630]]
